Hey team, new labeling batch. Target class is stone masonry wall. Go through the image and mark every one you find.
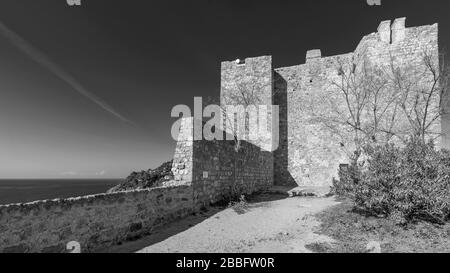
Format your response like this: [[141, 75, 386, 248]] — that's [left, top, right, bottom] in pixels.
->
[[0, 114, 273, 253], [221, 56, 276, 152], [274, 53, 353, 187], [171, 118, 194, 183], [355, 19, 441, 145], [0, 117, 196, 253], [1, 18, 441, 253], [0, 185, 193, 253], [273, 18, 440, 188], [171, 118, 273, 208], [191, 139, 273, 207]]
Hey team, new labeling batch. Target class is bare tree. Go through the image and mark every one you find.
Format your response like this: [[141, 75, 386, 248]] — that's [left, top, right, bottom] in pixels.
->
[[219, 72, 275, 152], [315, 48, 449, 162], [388, 50, 450, 143], [313, 58, 397, 159]]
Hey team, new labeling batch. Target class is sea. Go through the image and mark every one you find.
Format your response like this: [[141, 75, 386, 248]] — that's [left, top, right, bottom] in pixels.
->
[[0, 179, 122, 205]]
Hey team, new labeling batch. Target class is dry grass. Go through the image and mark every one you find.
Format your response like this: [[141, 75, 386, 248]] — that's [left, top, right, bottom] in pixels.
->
[[307, 198, 450, 253], [228, 195, 249, 215]]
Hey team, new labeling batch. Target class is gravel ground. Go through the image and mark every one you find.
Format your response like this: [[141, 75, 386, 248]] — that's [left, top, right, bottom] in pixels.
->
[[130, 195, 339, 253]]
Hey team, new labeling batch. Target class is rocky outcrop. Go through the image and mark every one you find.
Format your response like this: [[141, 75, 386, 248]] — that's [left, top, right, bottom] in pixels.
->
[[108, 161, 174, 193]]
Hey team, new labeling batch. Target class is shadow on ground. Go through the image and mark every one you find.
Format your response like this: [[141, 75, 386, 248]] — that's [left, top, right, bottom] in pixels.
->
[[97, 191, 289, 253]]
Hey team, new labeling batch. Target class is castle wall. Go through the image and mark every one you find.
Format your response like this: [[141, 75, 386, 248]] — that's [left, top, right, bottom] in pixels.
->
[[220, 56, 276, 153], [274, 53, 353, 187], [221, 56, 273, 107], [191, 139, 273, 207], [0, 115, 273, 253], [171, 118, 195, 183], [273, 18, 441, 188], [171, 118, 273, 208], [0, 185, 193, 253], [1, 18, 442, 253], [355, 20, 441, 145]]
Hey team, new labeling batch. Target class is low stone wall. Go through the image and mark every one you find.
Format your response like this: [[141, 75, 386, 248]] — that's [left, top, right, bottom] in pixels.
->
[[0, 184, 193, 253], [192, 139, 273, 207], [171, 118, 274, 208], [0, 113, 275, 253]]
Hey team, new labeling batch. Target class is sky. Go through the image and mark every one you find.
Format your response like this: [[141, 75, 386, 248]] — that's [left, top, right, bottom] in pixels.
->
[[0, 0, 449, 179]]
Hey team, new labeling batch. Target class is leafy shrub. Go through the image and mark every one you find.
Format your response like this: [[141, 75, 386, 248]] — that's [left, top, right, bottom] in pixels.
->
[[332, 161, 362, 198], [335, 138, 450, 225]]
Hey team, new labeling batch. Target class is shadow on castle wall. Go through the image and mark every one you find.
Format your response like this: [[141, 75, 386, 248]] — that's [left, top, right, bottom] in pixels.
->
[[191, 136, 275, 208], [273, 72, 298, 188]]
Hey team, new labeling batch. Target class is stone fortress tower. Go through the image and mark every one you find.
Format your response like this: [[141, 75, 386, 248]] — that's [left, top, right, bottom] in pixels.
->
[[0, 17, 444, 253], [219, 17, 441, 189]]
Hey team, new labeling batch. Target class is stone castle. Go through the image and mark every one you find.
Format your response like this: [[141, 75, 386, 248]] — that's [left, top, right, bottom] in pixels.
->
[[216, 17, 441, 189], [0, 17, 442, 253]]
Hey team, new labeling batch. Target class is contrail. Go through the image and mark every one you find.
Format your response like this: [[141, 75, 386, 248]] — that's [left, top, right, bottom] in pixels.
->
[[0, 21, 133, 124]]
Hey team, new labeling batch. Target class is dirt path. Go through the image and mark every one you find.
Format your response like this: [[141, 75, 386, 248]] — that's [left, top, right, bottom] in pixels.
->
[[126, 194, 339, 253]]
